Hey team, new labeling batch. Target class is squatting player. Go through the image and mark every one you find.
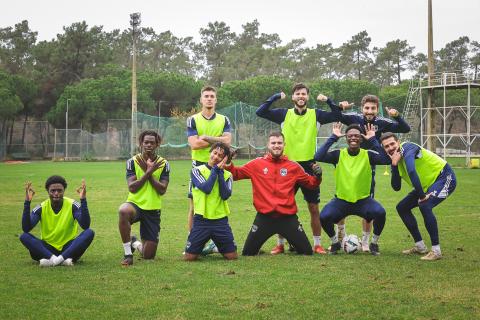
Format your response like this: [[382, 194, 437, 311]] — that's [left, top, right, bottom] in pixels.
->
[[315, 123, 390, 255], [118, 130, 170, 266], [256, 83, 351, 254], [338, 94, 410, 251], [381, 132, 457, 261], [226, 132, 323, 256], [187, 85, 232, 254], [20, 176, 94, 267], [184, 142, 237, 261]]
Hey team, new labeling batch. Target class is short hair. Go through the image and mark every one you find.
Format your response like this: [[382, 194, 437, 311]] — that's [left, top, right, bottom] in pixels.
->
[[45, 175, 67, 190], [380, 132, 399, 142], [361, 94, 379, 107], [201, 85, 217, 95], [268, 131, 285, 140], [292, 83, 309, 94], [138, 130, 162, 145], [345, 124, 365, 135], [210, 142, 230, 159]]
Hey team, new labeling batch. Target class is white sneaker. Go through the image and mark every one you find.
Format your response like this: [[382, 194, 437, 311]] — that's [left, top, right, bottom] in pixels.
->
[[420, 251, 442, 261], [62, 258, 74, 266], [39, 256, 56, 267], [361, 241, 370, 252], [402, 246, 428, 255]]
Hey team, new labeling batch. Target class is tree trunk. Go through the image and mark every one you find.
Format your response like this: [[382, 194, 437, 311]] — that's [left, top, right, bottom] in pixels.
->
[[397, 61, 402, 84], [7, 120, 14, 153], [21, 109, 29, 144]]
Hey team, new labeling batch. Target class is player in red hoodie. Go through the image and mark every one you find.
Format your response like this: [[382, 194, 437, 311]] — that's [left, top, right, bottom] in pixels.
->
[[225, 132, 322, 255]]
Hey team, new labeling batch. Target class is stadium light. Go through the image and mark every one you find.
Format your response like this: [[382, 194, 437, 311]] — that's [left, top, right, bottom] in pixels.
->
[[130, 12, 141, 156]]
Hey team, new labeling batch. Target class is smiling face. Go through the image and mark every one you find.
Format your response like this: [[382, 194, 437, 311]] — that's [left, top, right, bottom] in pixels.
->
[[208, 147, 226, 166], [200, 89, 217, 110], [267, 135, 285, 158], [292, 88, 309, 109], [381, 136, 401, 156], [362, 102, 378, 121], [346, 128, 363, 151]]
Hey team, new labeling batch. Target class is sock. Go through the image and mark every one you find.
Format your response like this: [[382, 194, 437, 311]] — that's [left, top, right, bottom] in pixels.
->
[[337, 224, 345, 234], [52, 255, 65, 266], [132, 240, 143, 254], [371, 234, 380, 244], [330, 235, 338, 244], [362, 231, 370, 244], [313, 236, 321, 246], [123, 242, 132, 256], [415, 240, 427, 250], [432, 245, 441, 255], [277, 237, 285, 246]]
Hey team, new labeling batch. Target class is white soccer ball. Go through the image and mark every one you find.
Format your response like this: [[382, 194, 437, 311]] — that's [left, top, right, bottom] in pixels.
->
[[343, 234, 360, 254]]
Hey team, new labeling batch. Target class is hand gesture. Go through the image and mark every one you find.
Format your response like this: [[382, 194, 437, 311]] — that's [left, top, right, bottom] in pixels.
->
[[76, 179, 86, 199], [339, 101, 354, 110], [135, 156, 147, 172], [385, 106, 399, 118], [311, 163, 323, 178], [332, 122, 344, 138], [146, 158, 164, 174], [362, 123, 376, 140], [418, 192, 433, 204], [217, 156, 228, 170], [279, 92, 286, 100], [227, 147, 238, 164], [388, 150, 402, 166], [317, 94, 328, 102], [25, 181, 35, 201]]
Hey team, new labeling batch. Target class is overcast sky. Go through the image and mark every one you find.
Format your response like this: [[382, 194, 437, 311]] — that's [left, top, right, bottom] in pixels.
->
[[2, 0, 479, 54]]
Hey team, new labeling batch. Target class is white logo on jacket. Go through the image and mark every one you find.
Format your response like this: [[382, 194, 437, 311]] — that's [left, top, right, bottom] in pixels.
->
[[263, 168, 268, 174], [280, 168, 288, 176]]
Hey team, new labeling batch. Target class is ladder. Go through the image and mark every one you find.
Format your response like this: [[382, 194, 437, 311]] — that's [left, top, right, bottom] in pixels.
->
[[400, 79, 421, 142]]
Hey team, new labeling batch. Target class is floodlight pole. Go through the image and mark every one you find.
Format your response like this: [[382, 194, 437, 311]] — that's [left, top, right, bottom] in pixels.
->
[[130, 13, 141, 156], [65, 98, 70, 160], [426, 0, 435, 152]]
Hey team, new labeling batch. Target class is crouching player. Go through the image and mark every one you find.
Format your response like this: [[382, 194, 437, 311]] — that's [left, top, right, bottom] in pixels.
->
[[315, 123, 390, 255], [20, 176, 94, 267], [184, 142, 237, 261], [381, 132, 457, 260]]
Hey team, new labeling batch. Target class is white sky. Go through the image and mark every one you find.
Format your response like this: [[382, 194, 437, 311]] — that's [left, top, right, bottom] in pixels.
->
[[2, 0, 479, 54]]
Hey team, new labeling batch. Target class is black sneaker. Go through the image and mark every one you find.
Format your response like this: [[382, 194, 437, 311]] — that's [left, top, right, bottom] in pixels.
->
[[369, 243, 380, 256], [130, 235, 138, 254], [329, 242, 341, 255], [288, 243, 296, 252], [121, 254, 133, 266]]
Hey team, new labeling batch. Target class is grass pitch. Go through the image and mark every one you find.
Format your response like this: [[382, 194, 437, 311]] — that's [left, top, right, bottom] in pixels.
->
[[0, 160, 479, 319]]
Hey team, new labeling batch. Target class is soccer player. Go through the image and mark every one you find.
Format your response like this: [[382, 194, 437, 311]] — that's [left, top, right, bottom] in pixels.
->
[[118, 130, 170, 266], [19, 176, 94, 267], [187, 85, 232, 254], [315, 123, 390, 255], [256, 83, 351, 254], [338, 94, 411, 251], [380, 132, 457, 261], [184, 142, 237, 261], [225, 132, 322, 256]]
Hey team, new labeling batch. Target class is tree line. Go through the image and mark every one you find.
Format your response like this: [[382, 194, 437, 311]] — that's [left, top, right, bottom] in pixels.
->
[[1, 19, 479, 139]]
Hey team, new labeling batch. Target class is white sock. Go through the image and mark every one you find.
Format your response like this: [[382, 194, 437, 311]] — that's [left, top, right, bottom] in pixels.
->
[[277, 237, 285, 246], [415, 240, 427, 250], [330, 235, 338, 244], [362, 231, 370, 243], [123, 242, 132, 256], [313, 236, 321, 246], [132, 240, 143, 254], [432, 245, 441, 255], [371, 234, 380, 244], [53, 255, 65, 266]]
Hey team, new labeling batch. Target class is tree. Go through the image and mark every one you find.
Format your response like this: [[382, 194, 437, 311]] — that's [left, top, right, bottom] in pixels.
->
[[0, 71, 23, 152], [375, 39, 414, 85], [338, 31, 373, 80], [470, 41, 480, 80], [436, 36, 470, 73], [0, 20, 37, 75], [409, 53, 428, 79]]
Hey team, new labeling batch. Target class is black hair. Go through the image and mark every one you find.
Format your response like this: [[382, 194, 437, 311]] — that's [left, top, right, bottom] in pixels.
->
[[138, 130, 162, 145], [45, 175, 67, 190], [268, 131, 285, 140], [380, 132, 399, 142], [345, 124, 365, 135], [292, 83, 309, 94], [210, 142, 230, 159]]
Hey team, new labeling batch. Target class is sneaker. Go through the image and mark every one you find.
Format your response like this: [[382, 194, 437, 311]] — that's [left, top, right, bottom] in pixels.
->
[[329, 242, 341, 255], [39, 258, 54, 267], [121, 254, 133, 266], [402, 246, 428, 255], [288, 243, 296, 252], [201, 241, 218, 255], [369, 243, 380, 256], [361, 241, 370, 252], [313, 245, 327, 254], [420, 251, 442, 261], [270, 244, 285, 255], [62, 258, 74, 266]]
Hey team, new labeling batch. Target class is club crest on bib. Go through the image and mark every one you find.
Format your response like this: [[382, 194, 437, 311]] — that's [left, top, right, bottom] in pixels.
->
[[280, 168, 288, 176], [263, 167, 268, 175]]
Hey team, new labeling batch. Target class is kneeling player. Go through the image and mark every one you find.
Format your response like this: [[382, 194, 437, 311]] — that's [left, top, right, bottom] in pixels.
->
[[184, 142, 237, 261], [20, 176, 94, 267], [381, 132, 457, 260], [315, 123, 390, 255], [118, 130, 170, 266]]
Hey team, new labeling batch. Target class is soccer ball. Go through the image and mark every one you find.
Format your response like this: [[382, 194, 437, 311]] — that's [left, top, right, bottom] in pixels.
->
[[343, 234, 360, 254]]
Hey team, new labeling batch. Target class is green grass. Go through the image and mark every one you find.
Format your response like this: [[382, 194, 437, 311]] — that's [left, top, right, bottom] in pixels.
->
[[1, 160, 479, 319]]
